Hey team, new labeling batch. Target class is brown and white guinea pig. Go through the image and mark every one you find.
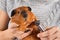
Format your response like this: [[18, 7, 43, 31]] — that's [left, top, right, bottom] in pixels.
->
[[10, 6, 41, 40]]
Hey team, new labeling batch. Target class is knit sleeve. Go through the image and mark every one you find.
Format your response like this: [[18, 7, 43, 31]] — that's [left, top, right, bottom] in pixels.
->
[[0, 0, 7, 12], [45, 0, 60, 28]]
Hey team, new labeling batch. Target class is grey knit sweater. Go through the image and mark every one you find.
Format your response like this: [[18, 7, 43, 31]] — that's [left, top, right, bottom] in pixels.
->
[[0, 0, 60, 31]]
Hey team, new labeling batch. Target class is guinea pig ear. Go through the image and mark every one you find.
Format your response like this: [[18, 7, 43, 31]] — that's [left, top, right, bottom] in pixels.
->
[[28, 7, 32, 11], [11, 10, 16, 17]]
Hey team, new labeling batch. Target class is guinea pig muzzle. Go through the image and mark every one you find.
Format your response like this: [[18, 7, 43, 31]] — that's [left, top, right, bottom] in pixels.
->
[[21, 10, 27, 21]]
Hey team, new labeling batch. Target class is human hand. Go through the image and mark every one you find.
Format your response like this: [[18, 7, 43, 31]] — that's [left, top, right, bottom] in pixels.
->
[[0, 23, 32, 40], [37, 26, 60, 40]]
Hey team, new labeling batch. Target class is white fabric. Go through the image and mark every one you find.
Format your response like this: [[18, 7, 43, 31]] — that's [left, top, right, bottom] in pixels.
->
[[0, 0, 60, 31]]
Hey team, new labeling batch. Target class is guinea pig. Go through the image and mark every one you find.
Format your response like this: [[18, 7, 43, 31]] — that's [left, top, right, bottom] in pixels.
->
[[10, 6, 41, 40]]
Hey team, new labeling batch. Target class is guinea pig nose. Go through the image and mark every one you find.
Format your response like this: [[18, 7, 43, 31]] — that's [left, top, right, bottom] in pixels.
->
[[28, 7, 31, 11], [21, 10, 27, 18], [35, 20, 40, 26]]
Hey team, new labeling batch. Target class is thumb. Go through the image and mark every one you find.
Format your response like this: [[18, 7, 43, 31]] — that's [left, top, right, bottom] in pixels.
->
[[8, 23, 19, 29]]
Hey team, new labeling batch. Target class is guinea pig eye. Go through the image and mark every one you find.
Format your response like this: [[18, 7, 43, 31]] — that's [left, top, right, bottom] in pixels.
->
[[28, 7, 31, 11]]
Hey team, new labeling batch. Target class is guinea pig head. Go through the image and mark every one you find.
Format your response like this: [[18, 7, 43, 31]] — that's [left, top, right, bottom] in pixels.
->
[[10, 6, 37, 31]]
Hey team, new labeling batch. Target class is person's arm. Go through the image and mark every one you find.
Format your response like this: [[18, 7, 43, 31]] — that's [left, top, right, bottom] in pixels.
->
[[0, 9, 9, 31], [0, 0, 10, 31]]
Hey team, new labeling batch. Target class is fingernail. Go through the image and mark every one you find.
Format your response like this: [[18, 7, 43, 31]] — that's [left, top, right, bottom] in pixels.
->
[[15, 23, 19, 26], [16, 24, 19, 26], [14, 23, 19, 26], [37, 34, 40, 37], [24, 29, 31, 33]]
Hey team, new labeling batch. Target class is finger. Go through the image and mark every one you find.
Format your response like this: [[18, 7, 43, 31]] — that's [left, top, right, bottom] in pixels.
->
[[45, 26, 58, 31], [48, 33, 57, 40], [46, 26, 58, 35], [47, 27, 60, 40], [11, 29, 24, 35], [15, 28, 33, 39], [56, 31, 60, 38], [37, 31, 48, 38], [46, 26, 60, 32], [8, 23, 19, 29], [37, 26, 58, 38], [45, 26, 54, 31], [15, 31, 24, 35], [54, 38, 60, 40], [57, 27, 60, 32], [15, 28, 33, 35], [20, 28, 33, 39]]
